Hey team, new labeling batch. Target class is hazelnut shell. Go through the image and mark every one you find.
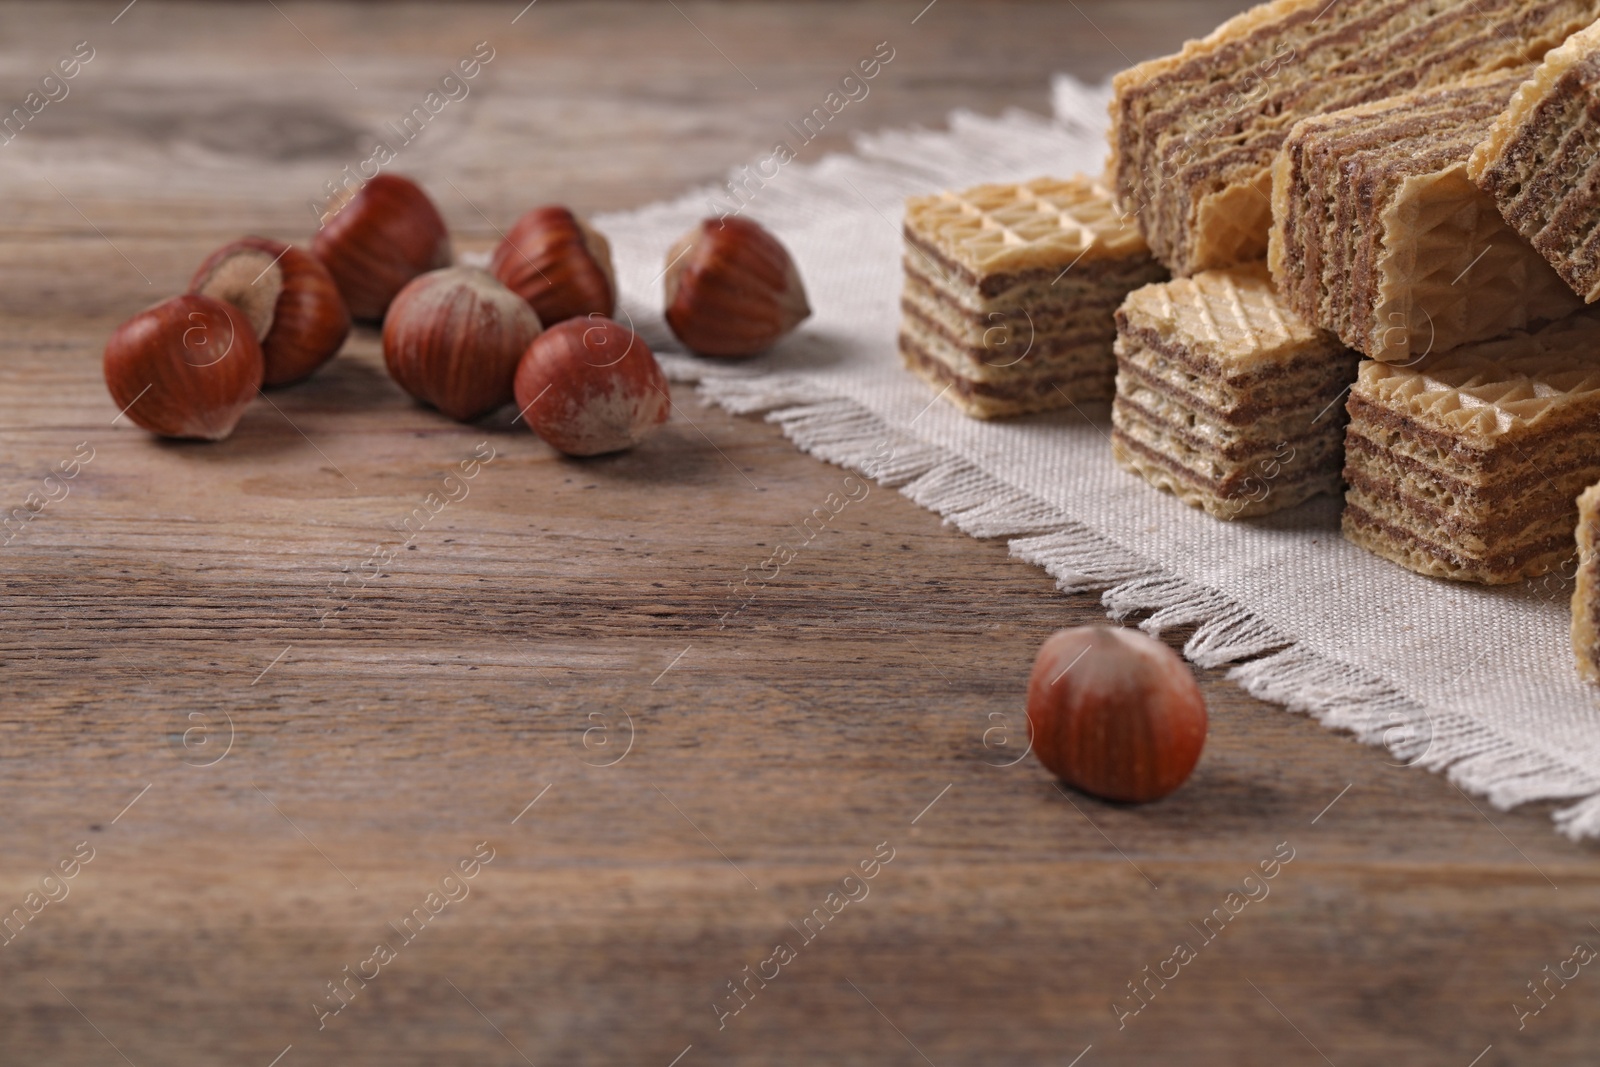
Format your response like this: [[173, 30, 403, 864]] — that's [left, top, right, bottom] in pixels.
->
[[103, 293, 265, 441], [490, 206, 616, 325], [1026, 626, 1207, 803], [189, 236, 351, 386], [312, 174, 453, 321], [513, 316, 670, 456], [662, 216, 810, 359], [382, 266, 543, 422]]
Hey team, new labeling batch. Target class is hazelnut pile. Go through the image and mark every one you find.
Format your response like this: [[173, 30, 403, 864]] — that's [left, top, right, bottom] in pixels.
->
[[107, 177, 1208, 810], [103, 173, 811, 455]]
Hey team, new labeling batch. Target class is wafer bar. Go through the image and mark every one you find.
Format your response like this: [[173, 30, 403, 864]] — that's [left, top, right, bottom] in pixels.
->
[[1272, 69, 1581, 362], [1110, 0, 1600, 276], [1472, 18, 1600, 303], [900, 176, 1166, 419], [1343, 310, 1600, 583], [1113, 265, 1360, 519]]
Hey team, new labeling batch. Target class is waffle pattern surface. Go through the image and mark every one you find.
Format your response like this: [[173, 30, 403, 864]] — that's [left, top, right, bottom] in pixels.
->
[[904, 177, 1149, 280], [1354, 315, 1600, 441], [1111, 0, 1600, 276], [900, 177, 1166, 419], [1117, 265, 1322, 370]]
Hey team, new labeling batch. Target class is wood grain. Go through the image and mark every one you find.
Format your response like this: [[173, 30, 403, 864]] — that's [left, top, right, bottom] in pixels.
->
[[1, 3, 1598, 1065]]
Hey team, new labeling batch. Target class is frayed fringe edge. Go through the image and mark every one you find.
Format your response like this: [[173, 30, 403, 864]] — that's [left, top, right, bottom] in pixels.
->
[[690, 370, 1600, 840]]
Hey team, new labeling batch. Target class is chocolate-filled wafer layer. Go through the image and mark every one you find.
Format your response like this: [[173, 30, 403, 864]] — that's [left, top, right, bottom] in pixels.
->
[[900, 176, 1164, 419], [903, 235, 1166, 305], [1114, 427, 1342, 520], [1111, 0, 1600, 276], [901, 306, 1117, 386], [1342, 310, 1600, 583], [1116, 327, 1353, 428], [1117, 374, 1348, 463], [1342, 501, 1576, 583], [1473, 19, 1600, 303], [901, 335, 1114, 418], [1272, 70, 1580, 361], [1112, 265, 1359, 519], [904, 260, 1165, 334]]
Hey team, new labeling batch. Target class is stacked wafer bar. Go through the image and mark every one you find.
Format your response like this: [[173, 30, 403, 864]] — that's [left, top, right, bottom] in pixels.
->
[[1343, 311, 1600, 584], [1572, 481, 1600, 682], [1473, 18, 1600, 303], [1112, 266, 1360, 519], [899, 177, 1167, 419], [1110, 0, 1600, 276], [1272, 70, 1581, 362]]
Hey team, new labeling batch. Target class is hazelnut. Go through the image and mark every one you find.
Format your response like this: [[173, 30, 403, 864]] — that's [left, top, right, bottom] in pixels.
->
[[513, 315, 670, 456], [489, 206, 616, 325], [189, 236, 351, 386], [103, 294, 264, 441], [1026, 626, 1207, 803], [311, 174, 452, 321], [382, 266, 542, 422], [662, 216, 810, 358]]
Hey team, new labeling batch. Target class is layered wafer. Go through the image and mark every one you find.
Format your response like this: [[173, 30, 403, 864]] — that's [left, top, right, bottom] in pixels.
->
[[1110, 0, 1600, 276], [1472, 18, 1600, 303], [1343, 311, 1600, 583], [1572, 482, 1600, 682], [1112, 266, 1360, 519], [1271, 70, 1581, 362], [899, 176, 1167, 419]]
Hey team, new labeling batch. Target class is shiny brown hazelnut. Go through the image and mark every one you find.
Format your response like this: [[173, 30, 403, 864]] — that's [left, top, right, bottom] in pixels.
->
[[103, 294, 264, 441], [382, 266, 543, 422], [311, 174, 452, 321], [489, 206, 616, 326], [662, 216, 810, 359], [189, 236, 351, 387], [513, 316, 670, 456], [1026, 626, 1207, 804]]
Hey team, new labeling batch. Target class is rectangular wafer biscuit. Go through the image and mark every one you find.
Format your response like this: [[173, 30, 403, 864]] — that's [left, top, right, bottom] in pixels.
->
[[1271, 70, 1581, 362], [1343, 311, 1600, 583], [900, 176, 1166, 419], [1110, 0, 1600, 276], [1472, 18, 1600, 303], [1113, 265, 1359, 519]]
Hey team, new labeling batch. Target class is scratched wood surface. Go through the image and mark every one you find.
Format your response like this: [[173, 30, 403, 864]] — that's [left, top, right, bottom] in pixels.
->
[[1, 3, 1598, 1065]]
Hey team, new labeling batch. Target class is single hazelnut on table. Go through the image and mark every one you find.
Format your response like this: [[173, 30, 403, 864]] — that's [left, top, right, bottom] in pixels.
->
[[103, 293, 264, 441], [189, 236, 351, 386], [513, 315, 670, 456], [1026, 626, 1207, 804], [311, 173, 452, 321], [382, 266, 543, 422], [662, 216, 810, 359], [489, 205, 616, 326]]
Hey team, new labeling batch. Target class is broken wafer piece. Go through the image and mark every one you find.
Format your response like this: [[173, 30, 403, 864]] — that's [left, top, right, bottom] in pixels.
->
[[1272, 69, 1581, 362], [1110, 0, 1600, 276], [1572, 481, 1600, 682], [899, 176, 1167, 419], [1344, 311, 1600, 584], [1112, 265, 1360, 519], [1472, 18, 1600, 303]]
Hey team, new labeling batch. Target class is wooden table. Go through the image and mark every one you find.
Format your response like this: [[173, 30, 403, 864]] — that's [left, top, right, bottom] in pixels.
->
[[2, 3, 1596, 1064]]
